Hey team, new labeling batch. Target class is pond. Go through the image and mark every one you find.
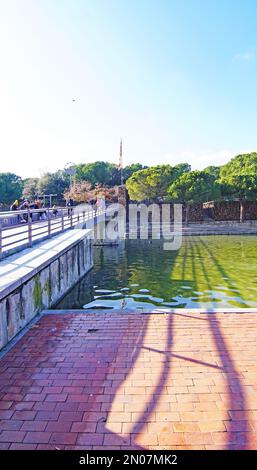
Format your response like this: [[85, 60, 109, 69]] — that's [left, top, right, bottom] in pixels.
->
[[56, 236, 257, 310]]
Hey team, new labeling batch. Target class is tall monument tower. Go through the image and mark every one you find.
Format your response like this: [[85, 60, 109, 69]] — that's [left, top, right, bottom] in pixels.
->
[[117, 138, 128, 216], [118, 138, 123, 185]]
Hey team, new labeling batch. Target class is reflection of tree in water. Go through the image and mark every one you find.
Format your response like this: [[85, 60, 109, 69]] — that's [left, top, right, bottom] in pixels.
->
[[57, 236, 257, 310], [56, 271, 95, 309]]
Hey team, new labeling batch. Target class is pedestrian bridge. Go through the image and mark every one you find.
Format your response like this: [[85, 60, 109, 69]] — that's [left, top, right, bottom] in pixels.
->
[[0, 205, 113, 351], [0, 205, 106, 260]]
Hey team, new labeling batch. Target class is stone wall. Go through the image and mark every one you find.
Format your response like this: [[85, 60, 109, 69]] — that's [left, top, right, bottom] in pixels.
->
[[203, 201, 257, 221], [0, 233, 93, 350], [140, 201, 257, 222], [172, 204, 203, 222]]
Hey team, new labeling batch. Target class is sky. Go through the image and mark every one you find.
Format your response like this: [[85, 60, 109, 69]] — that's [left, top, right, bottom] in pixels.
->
[[0, 0, 257, 178]]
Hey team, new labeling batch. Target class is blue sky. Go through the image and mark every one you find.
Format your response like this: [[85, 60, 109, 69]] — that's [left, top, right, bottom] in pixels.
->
[[0, 0, 257, 177]]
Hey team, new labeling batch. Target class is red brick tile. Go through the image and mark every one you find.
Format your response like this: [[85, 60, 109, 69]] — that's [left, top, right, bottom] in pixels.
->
[[173, 422, 200, 432], [104, 433, 131, 446], [33, 402, 56, 411], [45, 394, 67, 402], [0, 443, 10, 449], [49, 433, 77, 445], [24, 393, 46, 402], [67, 394, 89, 403], [199, 421, 226, 432], [13, 410, 37, 421], [24, 431, 51, 444], [59, 411, 83, 422], [77, 433, 104, 446], [0, 420, 23, 431], [107, 412, 131, 423], [158, 433, 186, 446], [0, 401, 13, 410], [10, 443, 37, 450], [2, 394, 24, 402], [71, 422, 97, 433], [0, 430, 26, 443], [0, 410, 14, 420], [83, 412, 108, 422], [35, 411, 60, 421], [36, 444, 65, 450], [14, 402, 35, 411], [21, 421, 47, 432], [55, 402, 79, 412], [43, 387, 63, 394], [45, 421, 71, 433], [63, 387, 84, 394]]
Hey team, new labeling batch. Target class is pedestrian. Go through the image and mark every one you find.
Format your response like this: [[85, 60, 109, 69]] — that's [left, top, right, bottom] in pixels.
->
[[10, 199, 19, 224], [52, 205, 58, 217], [67, 198, 74, 217], [36, 199, 44, 220], [19, 200, 31, 223], [30, 200, 39, 221], [10, 199, 19, 211]]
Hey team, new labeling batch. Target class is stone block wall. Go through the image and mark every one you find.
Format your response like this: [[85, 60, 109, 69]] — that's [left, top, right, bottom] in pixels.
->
[[203, 201, 257, 221]]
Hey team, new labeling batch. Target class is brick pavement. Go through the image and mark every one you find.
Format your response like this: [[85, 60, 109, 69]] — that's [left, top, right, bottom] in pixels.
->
[[0, 311, 257, 450]]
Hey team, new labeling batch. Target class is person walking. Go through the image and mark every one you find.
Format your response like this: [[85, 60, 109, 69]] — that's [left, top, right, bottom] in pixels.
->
[[67, 198, 74, 217]]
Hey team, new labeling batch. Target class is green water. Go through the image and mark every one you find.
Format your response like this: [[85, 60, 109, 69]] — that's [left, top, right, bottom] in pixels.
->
[[56, 236, 257, 310]]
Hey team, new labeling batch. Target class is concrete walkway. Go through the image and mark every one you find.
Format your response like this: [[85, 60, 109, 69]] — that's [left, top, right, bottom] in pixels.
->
[[0, 311, 257, 450], [0, 230, 91, 299]]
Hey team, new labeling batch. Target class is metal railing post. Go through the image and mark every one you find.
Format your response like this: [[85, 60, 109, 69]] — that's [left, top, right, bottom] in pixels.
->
[[70, 211, 73, 228], [0, 218, 2, 259], [61, 209, 64, 231], [28, 210, 32, 247], [47, 209, 51, 237]]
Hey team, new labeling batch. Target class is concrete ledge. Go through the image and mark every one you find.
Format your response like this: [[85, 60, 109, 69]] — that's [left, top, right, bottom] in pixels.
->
[[0, 229, 92, 300], [0, 229, 93, 350], [42, 308, 257, 315]]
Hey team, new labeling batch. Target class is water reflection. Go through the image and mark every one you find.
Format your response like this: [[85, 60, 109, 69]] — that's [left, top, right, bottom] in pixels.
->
[[56, 236, 257, 310]]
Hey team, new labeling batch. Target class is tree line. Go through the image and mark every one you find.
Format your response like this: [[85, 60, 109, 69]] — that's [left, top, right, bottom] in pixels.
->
[[126, 152, 257, 223], [0, 162, 146, 209], [1, 153, 257, 222]]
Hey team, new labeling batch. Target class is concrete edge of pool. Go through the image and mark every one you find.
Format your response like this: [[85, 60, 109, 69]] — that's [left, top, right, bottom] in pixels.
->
[[43, 307, 257, 314]]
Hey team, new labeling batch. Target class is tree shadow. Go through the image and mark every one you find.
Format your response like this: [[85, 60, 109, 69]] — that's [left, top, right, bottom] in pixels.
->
[[192, 238, 249, 449]]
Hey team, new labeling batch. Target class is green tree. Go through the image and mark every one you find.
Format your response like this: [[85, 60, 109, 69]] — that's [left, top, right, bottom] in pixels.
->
[[75, 161, 119, 186], [219, 152, 257, 222], [168, 170, 220, 225], [123, 163, 148, 181], [203, 165, 220, 179], [37, 171, 70, 204], [173, 163, 191, 178], [0, 173, 23, 208], [126, 164, 190, 201]]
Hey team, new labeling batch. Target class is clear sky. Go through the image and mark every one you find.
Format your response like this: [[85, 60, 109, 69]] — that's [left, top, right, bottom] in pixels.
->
[[0, 0, 257, 178]]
